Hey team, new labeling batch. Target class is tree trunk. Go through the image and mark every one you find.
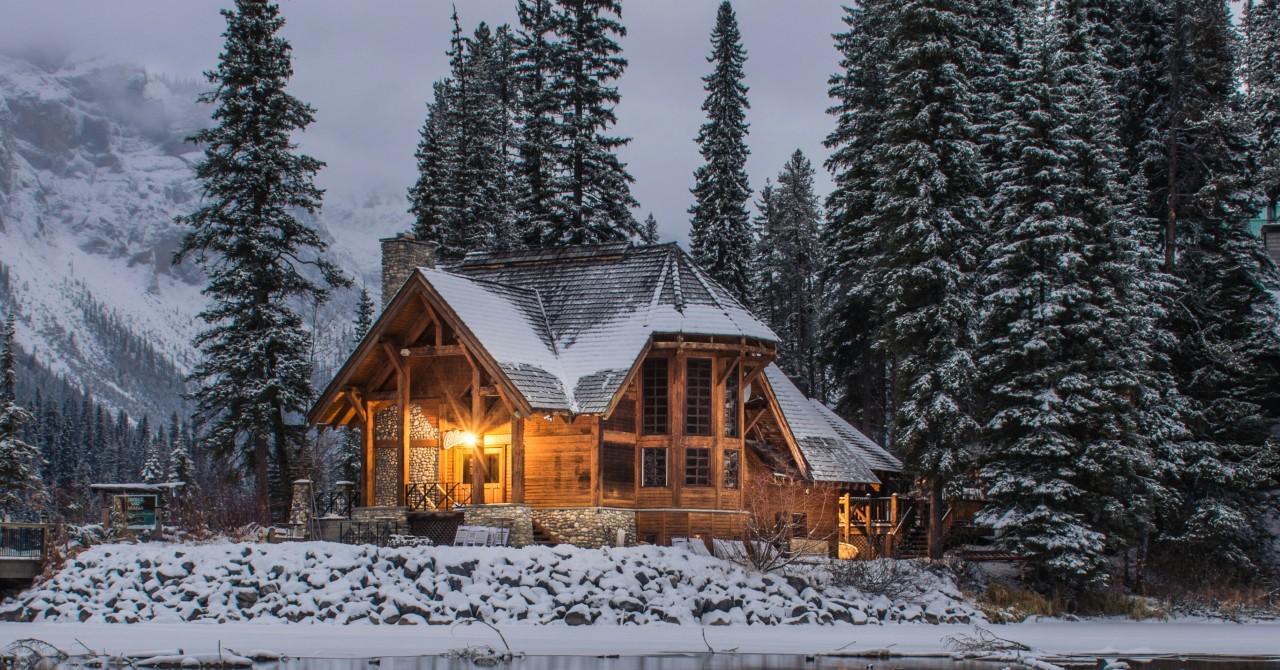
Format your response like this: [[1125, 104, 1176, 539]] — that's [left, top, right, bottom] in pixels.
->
[[253, 433, 270, 525], [927, 479, 945, 560]]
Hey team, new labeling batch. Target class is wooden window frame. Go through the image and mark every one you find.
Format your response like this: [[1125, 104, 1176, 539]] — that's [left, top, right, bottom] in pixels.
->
[[684, 358, 713, 436], [641, 446, 668, 488], [641, 358, 669, 436], [684, 447, 711, 486]]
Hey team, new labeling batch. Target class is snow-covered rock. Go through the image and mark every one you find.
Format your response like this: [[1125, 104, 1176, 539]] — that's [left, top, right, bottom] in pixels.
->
[[0, 542, 981, 626]]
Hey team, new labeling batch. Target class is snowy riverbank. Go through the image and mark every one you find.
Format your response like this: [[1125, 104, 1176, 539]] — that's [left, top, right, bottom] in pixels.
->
[[2, 620, 1279, 659], [1, 542, 979, 626]]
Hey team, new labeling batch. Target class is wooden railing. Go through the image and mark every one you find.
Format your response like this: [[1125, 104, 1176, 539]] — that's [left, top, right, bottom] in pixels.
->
[[404, 482, 471, 512], [0, 522, 52, 561]]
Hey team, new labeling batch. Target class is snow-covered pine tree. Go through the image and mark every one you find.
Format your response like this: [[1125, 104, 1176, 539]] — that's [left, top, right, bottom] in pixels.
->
[[173, 0, 349, 523], [541, 0, 642, 244], [1151, 0, 1280, 580], [514, 0, 563, 245], [140, 433, 164, 484], [0, 313, 44, 520], [863, 0, 988, 559], [408, 80, 460, 254], [757, 151, 826, 398], [409, 15, 520, 260], [168, 426, 195, 485], [976, 5, 1153, 593], [1052, 0, 1191, 588], [354, 288, 374, 341], [1247, 0, 1280, 224], [822, 0, 893, 445], [688, 1, 753, 303], [642, 213, 658, 243]]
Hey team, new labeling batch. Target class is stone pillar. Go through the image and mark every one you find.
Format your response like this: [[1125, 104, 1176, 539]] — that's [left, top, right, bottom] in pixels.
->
[[334, 481, 355, 518], [289, 479, 314, 537], [380, 234, 437, 307]]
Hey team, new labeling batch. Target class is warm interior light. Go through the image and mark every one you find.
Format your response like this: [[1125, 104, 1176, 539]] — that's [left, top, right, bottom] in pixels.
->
[[460, 431, 478, 447]]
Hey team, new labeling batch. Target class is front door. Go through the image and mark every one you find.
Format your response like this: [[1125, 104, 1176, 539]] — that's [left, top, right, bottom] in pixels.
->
[[460, 446, 505, 504]]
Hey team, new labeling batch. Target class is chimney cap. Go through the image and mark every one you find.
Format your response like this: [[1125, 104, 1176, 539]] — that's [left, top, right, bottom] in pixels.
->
[[379, 233, 438, 249]]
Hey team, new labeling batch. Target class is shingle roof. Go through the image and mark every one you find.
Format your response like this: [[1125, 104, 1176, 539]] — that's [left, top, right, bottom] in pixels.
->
[[764, 364, 901, 484], [422, 243, 776, 414]]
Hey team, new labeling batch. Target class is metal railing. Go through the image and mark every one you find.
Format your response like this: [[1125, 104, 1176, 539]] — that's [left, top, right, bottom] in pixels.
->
[[317, 488, 360, 518], [0, 523, 50, 560], [405, 482, 471, 512]]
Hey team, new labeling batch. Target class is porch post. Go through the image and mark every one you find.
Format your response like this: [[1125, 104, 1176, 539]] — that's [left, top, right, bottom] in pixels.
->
[[470, 364, 486, 505], [512, 417, 525, 503], [400, 356, 412, 507], [362, 401, 375, 506]]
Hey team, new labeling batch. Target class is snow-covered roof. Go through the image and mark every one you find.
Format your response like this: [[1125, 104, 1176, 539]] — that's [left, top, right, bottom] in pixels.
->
[[764, 365, 901, 484], [89, 482, 185, 492], [424, 243, 777, 414]]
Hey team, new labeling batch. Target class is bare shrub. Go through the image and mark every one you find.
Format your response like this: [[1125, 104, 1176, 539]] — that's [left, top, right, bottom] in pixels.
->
[[726, 475, 836, 572], [829, 558, 924, 599]]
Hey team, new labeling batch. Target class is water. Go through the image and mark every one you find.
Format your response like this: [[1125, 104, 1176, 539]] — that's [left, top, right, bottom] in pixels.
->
[[47, 656, 1279, 670]]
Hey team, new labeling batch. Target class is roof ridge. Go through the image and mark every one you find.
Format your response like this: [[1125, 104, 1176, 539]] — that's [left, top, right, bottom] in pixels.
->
[[668, 249, 686, 312], [678, 249, 753, 331]]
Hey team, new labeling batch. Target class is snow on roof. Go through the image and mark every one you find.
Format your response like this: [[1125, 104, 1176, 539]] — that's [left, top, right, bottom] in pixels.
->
[[422, 244, 777, 414], [89, 482, 185, 492], [764, 364, 899, 484]]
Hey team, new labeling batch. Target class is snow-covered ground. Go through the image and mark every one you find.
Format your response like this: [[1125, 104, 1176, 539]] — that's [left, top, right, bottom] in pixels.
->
[[1, 620, 1278, 659], [0, 543, 977, 626]]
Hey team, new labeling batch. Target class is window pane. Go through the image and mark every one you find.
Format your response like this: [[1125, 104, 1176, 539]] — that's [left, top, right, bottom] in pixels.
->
[[724, 364, 739, 438], [723, 449, 740, 489], [603, 442, 635, 497], [642, 447, 667, 488], [642, 359, 669, 435], [685, 359, 712, 435], [685, 447, 710, 486]]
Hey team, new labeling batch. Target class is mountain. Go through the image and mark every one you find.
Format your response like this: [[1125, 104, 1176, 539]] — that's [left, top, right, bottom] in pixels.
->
[[0, 53, 408, 423]]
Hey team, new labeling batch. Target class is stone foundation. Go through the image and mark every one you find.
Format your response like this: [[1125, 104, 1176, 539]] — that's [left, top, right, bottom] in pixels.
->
[[373, 446, 399, 506], [288, 479, 313, 536], [462, 504, 534, 547], [532, 507, 637, 548]]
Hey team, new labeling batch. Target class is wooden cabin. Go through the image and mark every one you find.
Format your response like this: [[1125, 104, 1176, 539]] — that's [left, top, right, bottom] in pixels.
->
[[307, 239, 904, 555]]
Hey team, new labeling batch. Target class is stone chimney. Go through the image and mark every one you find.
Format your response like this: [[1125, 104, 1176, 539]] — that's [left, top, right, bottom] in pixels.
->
[[380, 234, 436, 307]]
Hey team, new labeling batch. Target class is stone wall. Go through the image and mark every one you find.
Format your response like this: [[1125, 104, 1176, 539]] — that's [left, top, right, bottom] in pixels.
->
[[463, 504, 534, 547], [532, 507, 636, 548], [409, 446, 437, 484], [373, 446, 399, 507]]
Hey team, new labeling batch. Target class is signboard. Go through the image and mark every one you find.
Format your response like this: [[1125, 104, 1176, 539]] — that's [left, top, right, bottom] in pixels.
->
[[115, 494, 159, 530]]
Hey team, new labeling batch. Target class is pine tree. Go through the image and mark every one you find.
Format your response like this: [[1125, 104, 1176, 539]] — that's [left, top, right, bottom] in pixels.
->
[[976, 7, 1127, 592], [141, 433, 165, 484], [168, 428, 196, 487], [642, 213, 658, 243], [1148, 0, 1280, 581], [173, 0, 349, 522], [1248, 0, 1280, 224], [862, 0, 988, 558], [354, 288, 374, 342], [514, 0, 563, 244], [0, 313, 43, 520], [541, 0, 641, 243], [758, 151, 825, 397], [409, 15, 520, 260], [688, 1, 753, 303], [822, 0, 894, 444]]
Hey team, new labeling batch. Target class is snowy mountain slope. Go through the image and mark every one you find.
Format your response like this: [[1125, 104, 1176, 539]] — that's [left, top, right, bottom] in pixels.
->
[[0, 53, 408, 421]]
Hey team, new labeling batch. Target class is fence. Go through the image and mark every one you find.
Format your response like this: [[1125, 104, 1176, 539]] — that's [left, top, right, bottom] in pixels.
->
[[0, 523, 51, 560]]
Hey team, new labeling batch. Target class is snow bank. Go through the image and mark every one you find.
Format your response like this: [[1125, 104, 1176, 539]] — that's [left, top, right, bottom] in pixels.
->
[[1, 542, 979, 626]]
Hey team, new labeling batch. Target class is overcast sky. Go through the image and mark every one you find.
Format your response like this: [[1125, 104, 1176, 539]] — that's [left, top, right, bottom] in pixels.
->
[[3, 1, 854, 245]]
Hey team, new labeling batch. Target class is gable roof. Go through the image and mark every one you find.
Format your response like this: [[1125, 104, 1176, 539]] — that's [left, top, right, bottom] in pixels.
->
[[763, 364, 901, 484], [423, 243, 777, 414]]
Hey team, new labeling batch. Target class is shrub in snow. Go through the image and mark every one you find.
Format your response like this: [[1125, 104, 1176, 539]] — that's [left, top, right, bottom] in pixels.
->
[[0, 542, 980, 626]]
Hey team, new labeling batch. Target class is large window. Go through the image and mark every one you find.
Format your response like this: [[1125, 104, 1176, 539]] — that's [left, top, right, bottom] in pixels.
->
[[685, 447, 711, 486], [642, 358, 669, 435], [723, 364, 740, 438], [642, 447, 668, 487], [723, 449, 740, 489], [685, 358, 713, 435]]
